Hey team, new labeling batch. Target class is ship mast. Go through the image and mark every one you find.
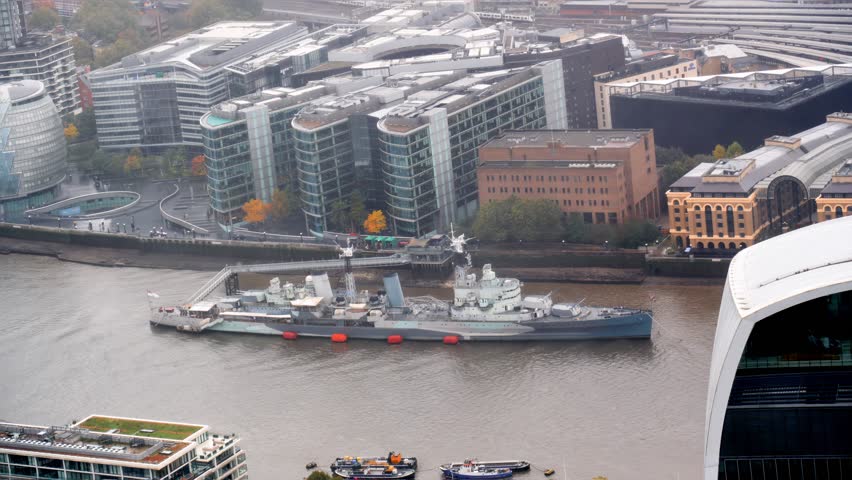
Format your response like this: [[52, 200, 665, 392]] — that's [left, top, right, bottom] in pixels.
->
[[339, 240, 357, 300], [449, 224, 471, 285]]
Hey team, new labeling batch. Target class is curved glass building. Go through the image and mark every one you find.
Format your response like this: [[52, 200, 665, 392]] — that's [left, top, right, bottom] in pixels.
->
[[0, 80, 67, 221], [705, 215, 852, 480]]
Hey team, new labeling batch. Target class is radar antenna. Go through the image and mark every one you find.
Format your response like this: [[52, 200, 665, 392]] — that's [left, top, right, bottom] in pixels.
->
[[338, 240, 357, 300], [449, 223, 472, 284]]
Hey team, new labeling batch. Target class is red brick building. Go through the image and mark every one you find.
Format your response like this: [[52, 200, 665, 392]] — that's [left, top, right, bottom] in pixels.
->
[[477, 130, 660, 224]]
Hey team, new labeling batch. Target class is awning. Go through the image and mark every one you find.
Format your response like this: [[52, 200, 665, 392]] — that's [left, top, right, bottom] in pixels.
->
[[364, 235, 376, 241]]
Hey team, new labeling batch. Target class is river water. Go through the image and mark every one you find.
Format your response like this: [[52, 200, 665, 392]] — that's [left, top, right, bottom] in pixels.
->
[[0, 254, 723, 480]]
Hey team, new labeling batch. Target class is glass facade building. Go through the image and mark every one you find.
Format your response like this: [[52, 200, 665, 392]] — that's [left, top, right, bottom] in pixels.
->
[[0, 79, 67, 221], [705, 216, 852, 480], [0, 35, 79, 116], [201, 86, 327, 225], [0, 415, 247, 480], [377, 62, 565, 236], [717, 291, 852, 480], [89, 21, 309, 153], [0, 0, 24, 50]]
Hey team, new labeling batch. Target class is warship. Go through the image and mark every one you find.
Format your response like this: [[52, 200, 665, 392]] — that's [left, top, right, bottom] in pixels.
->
[[149, 232, 653, 341]]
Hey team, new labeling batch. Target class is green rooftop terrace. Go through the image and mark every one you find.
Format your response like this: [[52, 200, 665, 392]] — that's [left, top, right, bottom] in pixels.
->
[[77, 416, 204, 441]]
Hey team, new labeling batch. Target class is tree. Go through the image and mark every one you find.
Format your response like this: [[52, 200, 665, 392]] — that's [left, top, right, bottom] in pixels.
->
[[473, 196, 562, 242], [30, 7, 60, 30], [269, 187, 296, 221], [191, 155, 206, 176], [654, 146, 688, 166], [185, 0, 261, 28], [329, 199, 349, 231], [94, 27, 148, 67], [363, 210, 387, 234], [73, 0, 141, 43], [726, 141, 744, 158], [349, 191, 367, 230], [242, 198, 270, 224], [712, 144, 727, 160], [71, 36, 95, 66], [123, 150, 142, 175], [307, 472, 333, 480], [73, 109, 97, 139], [64, 124, 80, 141]]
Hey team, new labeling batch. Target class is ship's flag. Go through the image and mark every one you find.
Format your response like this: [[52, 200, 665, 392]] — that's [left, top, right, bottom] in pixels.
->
[[147, 291, 160, 298]]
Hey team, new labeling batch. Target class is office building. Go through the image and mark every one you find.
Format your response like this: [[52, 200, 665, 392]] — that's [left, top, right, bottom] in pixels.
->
[[609, 63, 852, 155], [0, 0, 25, 50], [815, 159, 852, 223], [478, 129, 660, 224], [53, 0, 80, 17], [704, 215, 852, 480], [329, 21, 624, 129], [0, 34, 78, 115], [88, 21, 312, 152], [0, 80, 67, 221], [593, 53, 698, 129], [224, 24, 367, 98], [371, 61, 567, 236], [201, 83, 331, 225], [0, 414, 247, 480], [666, 113, 852, 250]]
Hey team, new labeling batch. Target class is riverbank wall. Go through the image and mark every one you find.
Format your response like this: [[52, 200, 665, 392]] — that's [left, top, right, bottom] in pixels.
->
[[0, 223, 730, 281]]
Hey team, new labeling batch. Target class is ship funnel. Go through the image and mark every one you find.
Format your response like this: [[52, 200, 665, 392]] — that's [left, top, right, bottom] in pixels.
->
[[383, 273, 406, 308], [311, 272, 334, 300]]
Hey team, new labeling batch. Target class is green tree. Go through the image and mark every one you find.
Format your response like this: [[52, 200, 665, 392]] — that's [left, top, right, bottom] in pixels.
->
[[185, 0, 262, 28], [73, 0, 141, 43], [726, 141, 744, 158], [473, 196, 562, 242], [712, 144, 727, 160], [30, 7, 61, 30], [269, 187, 296, 221], [349, 191, 367, 230], [329, 199, 349, 231], [71, 36, 95, 66], [73, 109, 97, 139], [654, 146, 688, 166], [307, 472, 333, 480], [94, 27, 148, 67]]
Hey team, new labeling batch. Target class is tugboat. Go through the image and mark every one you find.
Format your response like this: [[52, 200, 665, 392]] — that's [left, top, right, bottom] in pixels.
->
[[441, 461, 513, 480], [331, 453, 417, 473], [333, 465, 415, 480], [441, 461, 529, 472]]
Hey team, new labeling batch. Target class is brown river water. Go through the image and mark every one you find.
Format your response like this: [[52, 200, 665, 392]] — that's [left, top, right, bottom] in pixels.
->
[[0, 254, 723, 480]]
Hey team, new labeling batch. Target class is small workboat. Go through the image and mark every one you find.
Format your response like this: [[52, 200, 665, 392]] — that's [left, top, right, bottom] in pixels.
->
[[333, 466, 416, 480], [441, 461, 513, 480], [331, 453, 417, 473], [442, 461, 529, 472]]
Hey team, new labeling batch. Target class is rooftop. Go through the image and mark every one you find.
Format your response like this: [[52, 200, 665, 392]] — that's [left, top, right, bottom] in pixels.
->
[[482, 129, 650, 149], [479, 160, 618, 169], [94, 21, 305, 73], [0, 418, 197, 467], [76, 416, 204, 441], [0, 80, 44, 103]]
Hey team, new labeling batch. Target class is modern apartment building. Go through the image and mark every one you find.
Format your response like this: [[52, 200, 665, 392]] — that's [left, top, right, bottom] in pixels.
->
[[0, 80, 67, 221], [0, 0, 25, 50], [704, 216, 852, 480], [593, 54, 698, 129], [0, 415, 247, 480], [375, 61, 567, 236], [88, 21, 311, 153], [609, 64, 852, 154], [202, 60, 567, 234], [0, 34, 78, 115], [477, 129, 660, 224], [666, 113, 852, 251], [201, 83, 331, 225], [53, 0, 80, 17]]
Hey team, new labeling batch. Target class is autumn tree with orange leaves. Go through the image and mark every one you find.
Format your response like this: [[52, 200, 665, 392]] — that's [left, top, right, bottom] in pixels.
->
[[191, 155, 207, 176], [242, 198, 271, 224], [363, 210, 387, 234]]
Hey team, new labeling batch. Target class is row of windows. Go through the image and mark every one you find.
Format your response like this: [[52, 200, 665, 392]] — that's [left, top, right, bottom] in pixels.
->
[[483, 174, 611, 183]]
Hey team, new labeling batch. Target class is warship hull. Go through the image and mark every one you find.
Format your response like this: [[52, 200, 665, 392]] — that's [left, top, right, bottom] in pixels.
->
[[192, 312, 653, 341]]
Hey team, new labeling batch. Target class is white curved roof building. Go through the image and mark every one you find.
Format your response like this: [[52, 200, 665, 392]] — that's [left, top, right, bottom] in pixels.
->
[[705, 215, 852, 480]]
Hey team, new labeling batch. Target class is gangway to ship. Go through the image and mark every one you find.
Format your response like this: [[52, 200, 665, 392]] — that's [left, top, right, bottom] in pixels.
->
[[186, 254, 412, 304]]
